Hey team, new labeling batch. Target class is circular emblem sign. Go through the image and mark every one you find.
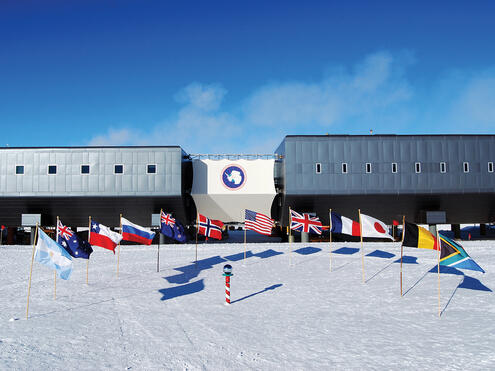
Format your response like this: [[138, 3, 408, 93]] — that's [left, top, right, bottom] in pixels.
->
[[221, 164, 246, 190]]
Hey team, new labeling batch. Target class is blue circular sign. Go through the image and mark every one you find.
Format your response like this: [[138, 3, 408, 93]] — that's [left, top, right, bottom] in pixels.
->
[[221, 164, 246, 190]]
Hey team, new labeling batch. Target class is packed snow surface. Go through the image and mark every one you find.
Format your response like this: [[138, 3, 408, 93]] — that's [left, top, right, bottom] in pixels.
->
[[1, 236, 494, 370]]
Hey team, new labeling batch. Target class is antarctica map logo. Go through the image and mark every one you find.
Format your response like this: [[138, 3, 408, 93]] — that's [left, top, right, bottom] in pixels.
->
[[221, 164, 247, 190]]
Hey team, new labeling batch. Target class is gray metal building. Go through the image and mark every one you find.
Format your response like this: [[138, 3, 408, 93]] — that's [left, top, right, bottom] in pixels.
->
[[273, 135, 495, 225], [0, 146, 193, 227]]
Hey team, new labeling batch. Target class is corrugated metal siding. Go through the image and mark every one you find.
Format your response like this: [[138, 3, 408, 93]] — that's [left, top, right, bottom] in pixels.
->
[[0, 147, 184, 197]]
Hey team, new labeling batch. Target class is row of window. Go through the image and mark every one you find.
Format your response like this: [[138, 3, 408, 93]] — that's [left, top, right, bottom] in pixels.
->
[[14, 164, 158, 175], [315, 162, 495, 174]]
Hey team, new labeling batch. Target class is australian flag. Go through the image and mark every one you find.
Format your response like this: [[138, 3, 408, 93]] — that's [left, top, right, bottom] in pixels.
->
[[160, 211, 187, 243], [57, 219, 93, 259]]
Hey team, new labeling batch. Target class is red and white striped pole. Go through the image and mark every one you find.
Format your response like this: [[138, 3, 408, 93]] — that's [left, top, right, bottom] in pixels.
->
[[223, 264, 233, 305]]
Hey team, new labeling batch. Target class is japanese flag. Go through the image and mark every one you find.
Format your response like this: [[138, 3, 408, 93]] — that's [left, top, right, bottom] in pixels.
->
[[360, 213, 394, 240]]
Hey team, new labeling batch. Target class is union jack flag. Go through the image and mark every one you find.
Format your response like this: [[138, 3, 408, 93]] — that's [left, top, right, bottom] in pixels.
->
[[57, 220, 74, 240], [161, 211, 176, 227], [198, 214, 223, 240], [290, 209, 322, 235]]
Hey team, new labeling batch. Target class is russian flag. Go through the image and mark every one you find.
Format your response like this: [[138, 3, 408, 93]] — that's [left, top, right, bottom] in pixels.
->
[[330, 211, 361, 236], [121, 217, 156, 245]]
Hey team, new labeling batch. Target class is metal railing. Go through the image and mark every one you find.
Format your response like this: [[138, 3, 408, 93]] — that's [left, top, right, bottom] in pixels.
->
[[188, 154, 282, 160]]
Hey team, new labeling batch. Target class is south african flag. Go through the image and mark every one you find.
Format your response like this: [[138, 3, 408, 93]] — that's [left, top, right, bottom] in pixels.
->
[[439, 234, 485, 273]]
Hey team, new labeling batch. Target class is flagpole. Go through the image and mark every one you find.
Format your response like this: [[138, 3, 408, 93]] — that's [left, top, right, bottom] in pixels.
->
[[195, 212, 198, 264], [117, 214, 122, 278], [26, 223, 39, 319], [55, 216, 59, 300], [329, 208, 332, 272], [288, 206, 292, 266], [87, 216, 91, 285], [158, 209, 162, 273], [243, 209, 247, 261], [400, 215, 405, 297], [436, 229, 441, 318], [358, 209, 365, 283]]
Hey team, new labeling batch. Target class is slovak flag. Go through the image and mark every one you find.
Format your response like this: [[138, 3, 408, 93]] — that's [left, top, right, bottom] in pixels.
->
[[121, 217, 156, 245], [330, 211, 361, 236], [360, 213, 394, 240], [198, 214, 223, 240], [90, 220, 123, 253], [290, 209, 322, 235]]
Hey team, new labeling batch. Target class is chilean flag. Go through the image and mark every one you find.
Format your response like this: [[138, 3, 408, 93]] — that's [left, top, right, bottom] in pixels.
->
[[330, 211, 361, 236], [90, 221, 123, 253], [121, 217, 156, 245], [198, 214, 223, 240]]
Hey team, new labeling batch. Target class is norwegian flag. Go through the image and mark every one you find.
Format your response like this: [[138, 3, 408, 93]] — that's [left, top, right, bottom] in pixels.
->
[[290, 209, 323, 235], [197, 214, 223, 240]]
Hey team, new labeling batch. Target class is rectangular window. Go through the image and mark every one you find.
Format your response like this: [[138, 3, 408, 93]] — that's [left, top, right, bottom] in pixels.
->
[[440, 162, 447, 173], [114, 164, 124, 174], [489, 162, 494, 173], [415, 162, 421, 174], [342, 163, 348, 174], [81, 165, 90, 174], [48, 165, 57, 175], [147, 164, 157, 174], [463, 162, 469, 173], [15, 165, 24, 175], [391, 163, 397, 173], [365, 163, 372, 174]]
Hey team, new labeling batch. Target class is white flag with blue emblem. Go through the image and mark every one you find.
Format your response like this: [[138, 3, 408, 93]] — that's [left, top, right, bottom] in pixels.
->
[[35, 228, 73, 280]]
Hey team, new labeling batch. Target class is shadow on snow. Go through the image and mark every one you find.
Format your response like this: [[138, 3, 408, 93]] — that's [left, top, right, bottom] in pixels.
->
[[159, 279, 205, 301], [333, 247, 359, 255], [293, 246, 321, 255], [231, 284, 283, 304]]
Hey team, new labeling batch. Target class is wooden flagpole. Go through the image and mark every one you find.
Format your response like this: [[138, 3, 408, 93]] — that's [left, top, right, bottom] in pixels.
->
[[329, 208, 333, 272], [400, 215, 405, 296], [117, 214, 122, 278], [358, 209, 365, 283], [244, 218, 247, 261], [436, 229, 441, 317], [26, 223, 39, 319], [87, 216, 91, 284], [55, 216, 59, 300], [195, 212, 199, 264], [157, 209, 162, 273], [289, 207, 292, 266]]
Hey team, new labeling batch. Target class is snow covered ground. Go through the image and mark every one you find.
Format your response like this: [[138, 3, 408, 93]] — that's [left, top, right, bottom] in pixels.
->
[[1, 235, 494, 370]]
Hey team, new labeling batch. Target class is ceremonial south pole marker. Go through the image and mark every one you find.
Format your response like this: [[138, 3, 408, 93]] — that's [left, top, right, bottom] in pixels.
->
[[223, 264, 233, 305]]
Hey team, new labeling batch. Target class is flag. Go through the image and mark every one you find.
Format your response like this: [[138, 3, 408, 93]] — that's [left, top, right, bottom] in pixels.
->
[[402, 222, 439, 250], [245, 209, 273, 236], [360, 213, 394, 240], [198, 214, 223, 240], [35, 228, 73, 280], [290, 209, 322, 235], [330, 211, 360, 236], [439, 234, 485, 273], [57, 220, 93, 259], [160, 211, 187, 243], [90, 220, 123, 253], [121, 217, 156, 245]]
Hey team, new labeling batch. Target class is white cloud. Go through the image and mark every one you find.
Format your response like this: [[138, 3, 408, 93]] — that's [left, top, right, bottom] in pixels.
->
[[88, 128, 139, 146]]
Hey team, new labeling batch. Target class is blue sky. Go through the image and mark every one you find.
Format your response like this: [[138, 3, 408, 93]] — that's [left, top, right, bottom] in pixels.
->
[[1, 0, 494, 153]]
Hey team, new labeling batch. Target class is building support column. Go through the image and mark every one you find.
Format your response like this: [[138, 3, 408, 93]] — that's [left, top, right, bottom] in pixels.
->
[[480, 223, 487, 236], [451, 224, 461, 239]]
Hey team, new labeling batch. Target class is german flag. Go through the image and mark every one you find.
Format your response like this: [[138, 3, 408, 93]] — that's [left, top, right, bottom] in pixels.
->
[[402, 222, 439, 250]]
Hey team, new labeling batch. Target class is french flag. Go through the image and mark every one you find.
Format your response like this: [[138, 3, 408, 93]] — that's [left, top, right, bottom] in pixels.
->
[[121, 217, 156, 245], [330, 211, 361, 236]]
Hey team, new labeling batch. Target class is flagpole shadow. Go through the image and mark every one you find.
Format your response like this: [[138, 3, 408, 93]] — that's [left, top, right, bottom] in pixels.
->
[[440, 276, 463, 317], [365, 260, 395, 283], [403, 267, 432, 296], [230, 284, 282, 304]]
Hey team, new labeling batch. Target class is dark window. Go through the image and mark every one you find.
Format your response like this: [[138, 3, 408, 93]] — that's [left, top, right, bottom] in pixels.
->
[[463, 162, 469, 173], [315, 163, 321, 174], [48, 165, 57, 174], [342, 163, 348, 174], [440, 162, 447, 173], [15, 165, 24, 175], [114, 164, 123, 174], [415, 162, 421, 174], [391, 163, 397, 173], [365, 163, 372, 173], [81, 165, 90, 174], [147, 164, 157, 174], [489, 162, 494, 173]]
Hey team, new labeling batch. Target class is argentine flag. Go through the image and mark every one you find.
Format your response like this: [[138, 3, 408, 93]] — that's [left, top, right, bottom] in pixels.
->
[[35, 228, 73, 280]]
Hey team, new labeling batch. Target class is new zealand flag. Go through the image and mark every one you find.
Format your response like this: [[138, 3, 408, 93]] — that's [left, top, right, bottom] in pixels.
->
[[57, 219, 93, 259], [160, 211, 187, 243]]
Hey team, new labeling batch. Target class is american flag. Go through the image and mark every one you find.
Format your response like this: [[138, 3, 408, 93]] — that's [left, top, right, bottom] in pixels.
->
[[245, 209, 273, 236], [290, 209, 322, 235]]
